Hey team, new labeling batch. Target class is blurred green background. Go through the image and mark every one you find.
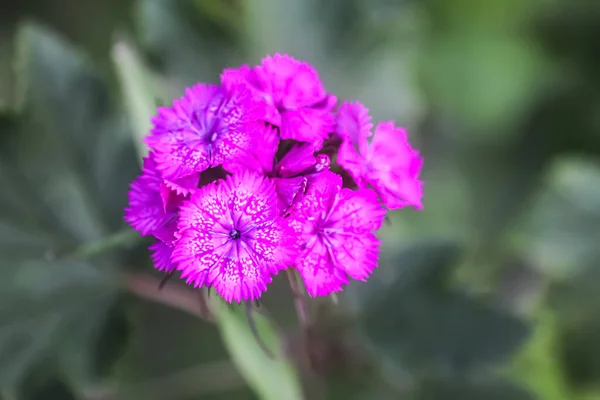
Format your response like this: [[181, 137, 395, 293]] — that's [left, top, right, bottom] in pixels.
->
[[1, 0, 600, 399]]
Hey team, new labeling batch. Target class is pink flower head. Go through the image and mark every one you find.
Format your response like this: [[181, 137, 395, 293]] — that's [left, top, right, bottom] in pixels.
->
[[145, 83, 262, 181], [272, 143, 331, 211], [171, 172, 298, 303], [221, 54, 335, 148], [124, 155, 191, 240], [337, 102, 423, 209], [288, 171, 385, 297]]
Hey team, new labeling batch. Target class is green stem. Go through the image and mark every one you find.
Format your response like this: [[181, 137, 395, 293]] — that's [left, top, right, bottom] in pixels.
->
[[69, 229, 142, 259]]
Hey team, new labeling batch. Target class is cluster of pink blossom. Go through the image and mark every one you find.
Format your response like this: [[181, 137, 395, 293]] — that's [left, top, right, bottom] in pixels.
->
[[125, 54, 423, 303]]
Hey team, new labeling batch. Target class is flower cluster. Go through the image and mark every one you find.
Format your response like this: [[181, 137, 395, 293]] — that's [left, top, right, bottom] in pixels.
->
[[125, 54, 423, 303]]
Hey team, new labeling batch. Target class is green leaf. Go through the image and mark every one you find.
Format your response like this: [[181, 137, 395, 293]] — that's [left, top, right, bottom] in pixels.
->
[[0, 22, 141, 392], [508, 311, 571, 400], [416, 375, 535, 400], [111, 38, 157, 160], [135, 0, 241, 87], [0, 260, 118, 389], [363, 240, 530, 372], [212, 299, 303, 400], [520, 157, 600, 278], [11, 22, 139, 236], [419, 0, 548, 136]]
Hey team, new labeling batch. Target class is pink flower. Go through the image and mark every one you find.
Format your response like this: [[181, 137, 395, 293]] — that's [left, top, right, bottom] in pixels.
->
[[226, 137, 331, 213], [124, 155, 193, 239], [288, 171, 385, 297], [171, 172, 298, 302], [145, 83, 262, 181], [221, 54, 335, 148], [272, 143, 330, 211], [150, 241, 176, 273], [336, 102, 423, 210]]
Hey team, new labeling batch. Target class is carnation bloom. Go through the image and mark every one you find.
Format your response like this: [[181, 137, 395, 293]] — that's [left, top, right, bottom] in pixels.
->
[[124, 154, 195, 240], [145, 83, 262, 181], [288, 171, 385, 297], [171, 172, 298, 302], [125, 154, 198, 273], [221, 54, 335, 148], [227, 127, 331, 212], [336, 101, 423, 210]]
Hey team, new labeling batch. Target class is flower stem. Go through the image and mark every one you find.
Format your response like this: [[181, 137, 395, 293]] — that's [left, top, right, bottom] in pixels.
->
[[286, 269, 308, 326], [122, 272, 212, 322], [69, 229, 142, 259]]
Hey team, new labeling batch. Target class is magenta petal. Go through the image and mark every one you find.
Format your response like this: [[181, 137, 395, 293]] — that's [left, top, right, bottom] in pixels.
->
[[164, 173, 200, 196], [294, 240, 349, 297], [279, 107, 334, 148], [288, 171, 384, 297], [125, 156, 179, 236], [144, 83, 261, 181], [368, 122, 424, 210], [172, 172, 299, 302], [221, 64, 281, 126], [258, 54, 328, 109], [314, 94, 338, 112], [159, 182, 172, 212], [274, 176, 307, 211], [336, 101, 372, 154], [150, 241, 176, 273], [373, 169, 424, 210], [226, 124, 279, 174], [221, 64, 254, 88], [337, 139, 368, 188], [153, 216, 178, 245], [276, 143, 316, 178]]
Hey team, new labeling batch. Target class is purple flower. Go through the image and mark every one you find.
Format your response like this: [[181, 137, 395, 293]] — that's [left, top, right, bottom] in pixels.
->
[[124, 155, 190, 239], [145, 83, 262, 181], [221, 54, 335, 149], [150, 241, 176, 273], [272, 143, 330, 211], [336, 101, 423, 210], [226, 136, 331, 213], [171, 172, 298, 303], [288, 171, 385, 297]]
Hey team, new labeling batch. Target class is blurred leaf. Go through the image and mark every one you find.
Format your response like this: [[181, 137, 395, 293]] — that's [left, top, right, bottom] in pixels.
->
[[460, 119, 558, 258], [508, 311, 571, 400], [422, 34, 545, 134], [364, 240, 530, 373], [367, 239, 463, 299], [0, 260, 118, 389], [420, 0, 548, 135], [107, 296, 253, 400], [135, 0, 241, 88], [416, 375, 535, 400], [0, 22, 140, 392], [520, 157, 600, 278], [212, 299, 303, 400], [242, 0, 322, 60], [0, 39, 17, 114], [111, 38, 157, 160], [11, 22, 139, 236]]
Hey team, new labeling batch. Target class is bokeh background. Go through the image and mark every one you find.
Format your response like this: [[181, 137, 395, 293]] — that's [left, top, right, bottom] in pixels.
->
[[1, 0, 600, 399]]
